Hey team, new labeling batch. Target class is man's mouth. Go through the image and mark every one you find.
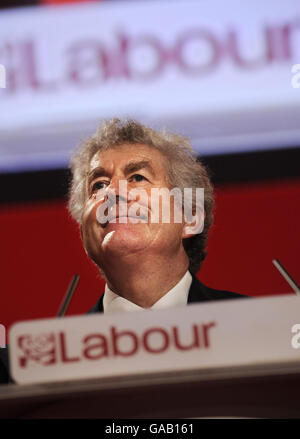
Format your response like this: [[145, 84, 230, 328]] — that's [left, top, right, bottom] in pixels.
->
[[103, 214, 148, 227]]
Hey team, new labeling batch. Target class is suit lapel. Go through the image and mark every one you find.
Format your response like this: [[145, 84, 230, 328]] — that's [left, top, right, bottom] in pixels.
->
[[187, 274, 208, 304]]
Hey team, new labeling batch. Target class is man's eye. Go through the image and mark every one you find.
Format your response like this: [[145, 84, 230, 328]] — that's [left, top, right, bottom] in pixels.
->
[[91, 181, 108, 192], [130, 174, 147, 182]]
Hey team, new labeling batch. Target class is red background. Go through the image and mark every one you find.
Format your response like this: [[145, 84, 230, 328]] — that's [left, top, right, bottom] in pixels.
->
[[1, 177, 299, 332]]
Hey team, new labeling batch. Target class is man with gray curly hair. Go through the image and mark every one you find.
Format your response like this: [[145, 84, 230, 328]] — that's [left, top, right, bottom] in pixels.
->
[[68, 118, 245, 314], [0, 118, 246, 385]]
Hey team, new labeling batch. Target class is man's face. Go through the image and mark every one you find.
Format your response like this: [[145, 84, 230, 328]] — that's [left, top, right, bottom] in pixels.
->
[[81, 143, 189, 268]]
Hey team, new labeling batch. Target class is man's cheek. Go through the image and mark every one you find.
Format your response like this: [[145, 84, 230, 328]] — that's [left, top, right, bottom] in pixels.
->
[[81, 209, 101, 252], [81, 200, 104, 239], [82, 227, 103, 262], [82, 199, 96, 223]]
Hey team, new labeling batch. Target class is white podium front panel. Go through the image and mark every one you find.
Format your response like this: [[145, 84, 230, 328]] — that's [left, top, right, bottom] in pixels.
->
[[8, 294, 300, 385]]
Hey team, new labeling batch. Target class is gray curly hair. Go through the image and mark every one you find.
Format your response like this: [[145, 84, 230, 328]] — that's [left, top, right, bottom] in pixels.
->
[[68, 118, 215, 274]]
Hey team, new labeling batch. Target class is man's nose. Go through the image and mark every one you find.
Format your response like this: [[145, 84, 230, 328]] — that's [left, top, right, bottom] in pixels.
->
[[105, 178, 128, 205]]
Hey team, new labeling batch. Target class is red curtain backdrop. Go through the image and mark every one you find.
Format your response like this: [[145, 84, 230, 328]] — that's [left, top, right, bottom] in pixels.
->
[[0, 178, 299, 331]]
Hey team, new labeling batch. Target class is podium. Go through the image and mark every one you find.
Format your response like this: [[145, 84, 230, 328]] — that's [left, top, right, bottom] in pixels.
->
[[2, 294, 300, 418], [0, 362, 300, 418]]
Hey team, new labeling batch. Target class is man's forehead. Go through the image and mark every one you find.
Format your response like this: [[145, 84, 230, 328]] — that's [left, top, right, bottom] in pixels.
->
[[89, 143, 167, 171]]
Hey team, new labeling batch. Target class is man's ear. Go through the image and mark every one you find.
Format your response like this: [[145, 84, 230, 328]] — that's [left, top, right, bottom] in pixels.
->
[[182, 209, 206, 239]]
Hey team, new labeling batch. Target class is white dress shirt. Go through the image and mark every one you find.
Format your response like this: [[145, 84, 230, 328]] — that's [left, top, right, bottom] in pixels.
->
[[103, 271, 192, 314]]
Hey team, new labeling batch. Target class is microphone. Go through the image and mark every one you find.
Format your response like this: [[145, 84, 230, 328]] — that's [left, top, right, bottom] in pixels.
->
[[272, 259, 300, 296], [57, 274, 80, 317]]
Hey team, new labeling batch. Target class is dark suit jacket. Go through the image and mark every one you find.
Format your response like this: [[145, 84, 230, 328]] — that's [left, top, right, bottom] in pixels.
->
[[0, 275, 247, 385]]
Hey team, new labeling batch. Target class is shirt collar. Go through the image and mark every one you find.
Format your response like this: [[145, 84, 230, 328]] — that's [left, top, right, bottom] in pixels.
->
[[103, 271, 192, 314]]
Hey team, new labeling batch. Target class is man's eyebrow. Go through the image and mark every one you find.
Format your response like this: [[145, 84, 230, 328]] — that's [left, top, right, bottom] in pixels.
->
[[87, 160, 156, 185], [88, 167, 110, 184], [124, 160, 155, 176]]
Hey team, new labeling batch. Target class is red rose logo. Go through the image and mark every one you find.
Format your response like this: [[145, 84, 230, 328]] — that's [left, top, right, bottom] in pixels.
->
[[18, 333, 56, 367]]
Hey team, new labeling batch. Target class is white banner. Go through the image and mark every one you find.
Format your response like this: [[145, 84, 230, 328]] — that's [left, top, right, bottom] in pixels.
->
[[9, 294, 300, 385], [0, 0, 300, 171]]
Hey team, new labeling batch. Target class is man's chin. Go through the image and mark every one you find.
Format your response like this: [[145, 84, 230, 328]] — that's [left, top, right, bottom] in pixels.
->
[[100, 225, 150, 254]]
